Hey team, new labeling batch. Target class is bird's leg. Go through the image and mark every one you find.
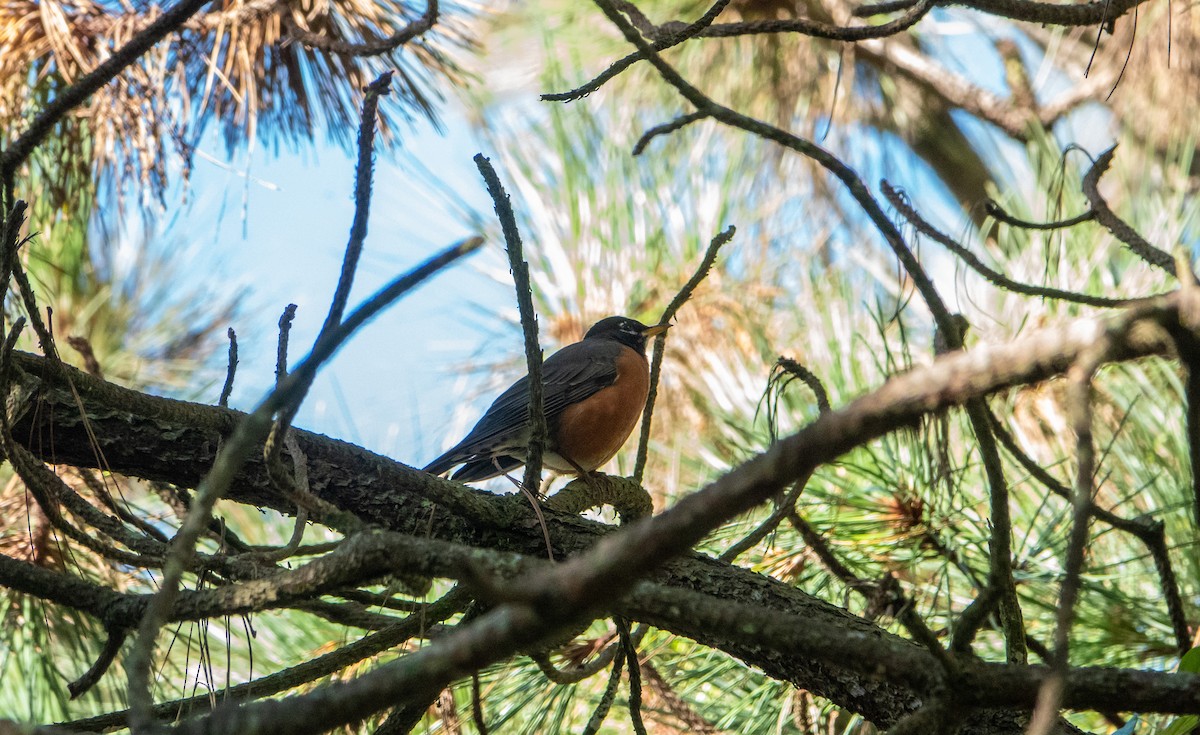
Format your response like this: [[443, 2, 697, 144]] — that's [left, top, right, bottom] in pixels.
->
[[562, 456, 604, 493]]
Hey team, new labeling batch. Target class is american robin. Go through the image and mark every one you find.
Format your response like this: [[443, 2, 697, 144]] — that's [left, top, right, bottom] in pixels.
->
[[423, 316, 670, 482]]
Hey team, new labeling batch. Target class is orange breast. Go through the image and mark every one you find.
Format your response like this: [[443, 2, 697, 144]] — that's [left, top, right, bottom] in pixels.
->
[[551, 346, 650, 472]]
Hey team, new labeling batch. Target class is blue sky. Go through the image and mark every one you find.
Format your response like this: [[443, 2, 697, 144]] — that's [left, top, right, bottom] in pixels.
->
[[168, 98, 511, 467]]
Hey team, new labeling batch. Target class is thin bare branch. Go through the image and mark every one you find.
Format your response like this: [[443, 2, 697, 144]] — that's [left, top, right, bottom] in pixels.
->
[[474, 153, 546, 495], [284, 0, 438, 57], [1029, 342, 1106, 735], [633, 111, 709, 155], [634, 225, 734, 483], [275, 304, 298, 385], [531, 644, 621, 684], [581, 635, 627, 735], [957, 0, 1147, 27], [321, 73, 394, 336], [984, 201, 1096, 230], [542, 0, 733, 102], [218, 328, 238, 408], [884, 181, 1145, 307], [68, 627, 128, 700], [718, 472, 812, 562], [617, 617, 648, 735], [1081, 146, 1180, 278]]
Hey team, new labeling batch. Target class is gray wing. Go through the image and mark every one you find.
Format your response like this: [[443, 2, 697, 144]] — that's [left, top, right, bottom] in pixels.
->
[[422, 340, 622, 475]]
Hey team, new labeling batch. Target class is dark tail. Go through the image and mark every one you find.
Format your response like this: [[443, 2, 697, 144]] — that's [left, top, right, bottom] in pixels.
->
[[422, 448, 463, 477], [450, 455, 523, 482], [423, 451, 523, 482]]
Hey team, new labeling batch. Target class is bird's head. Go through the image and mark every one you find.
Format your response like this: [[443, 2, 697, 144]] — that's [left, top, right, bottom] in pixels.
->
[[584, 316, 671, 354]]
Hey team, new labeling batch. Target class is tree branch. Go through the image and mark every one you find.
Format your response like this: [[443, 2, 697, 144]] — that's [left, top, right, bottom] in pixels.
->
[[284, 0, 439, 57], [5, 291, 1191, 732]]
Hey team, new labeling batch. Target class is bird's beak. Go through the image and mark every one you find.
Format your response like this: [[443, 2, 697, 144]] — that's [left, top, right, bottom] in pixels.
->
[[642, 323, 671, 337]]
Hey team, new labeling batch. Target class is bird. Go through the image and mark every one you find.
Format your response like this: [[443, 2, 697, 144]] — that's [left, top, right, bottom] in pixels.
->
[[423, 316, 670, 482]]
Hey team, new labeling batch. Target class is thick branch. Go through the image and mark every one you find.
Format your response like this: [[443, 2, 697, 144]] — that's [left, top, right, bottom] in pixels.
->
[[5, 295, 1188, 732]]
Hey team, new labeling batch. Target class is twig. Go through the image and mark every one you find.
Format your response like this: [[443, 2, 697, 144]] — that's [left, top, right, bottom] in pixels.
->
[[891, 583, 957, 675], [254, 435, 315, 562], [957, 0, 1147, 25], [257, 75, 393, 541], [616, 617, 647, 735], [970, 393, 1027, 664], [1174, 251, 1200, 529], [268, 73, 394, 451], [773, 358, 831, 413], [718, 471, 812, 562], [68, 626, 128, 699], [581, 636, 628, 735], [77, 469, 171, 545], [696, 1, 937, 41], [633, 225, 734, 483], [471, 671, 489, 735], [294, 599, 410, 631], [949, 584, 1002, 655], [334, 588, 423, 613], [984, 201, 1096, 231], [791, 507, 956, 674], [284, 0, 438, 57], [884, 182, 1140, 308], [10, 247, 60, 359], [542, 0, 733, 102], [218, 328, 238, 407], [275, 304, 298, 386], [530, 644, 620, 684], [67, 336, 104, 378], [633, 111, 708, 155], [1030, 342, 1107, 735], [1145, 521, 1193, 655], [0, 201, 27, 312], [854, 0, 920, 15], [321, 73, 394, 336], [783, 503, 956, 674], [759, 358, 831, 443], [474, 153, 545, 495], [32, 468, 166, 561], [542, 0, 936, 103], [1081, 146, 1180, 279], [786, 509, 860, 587], [613, 0, 658, 36]]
